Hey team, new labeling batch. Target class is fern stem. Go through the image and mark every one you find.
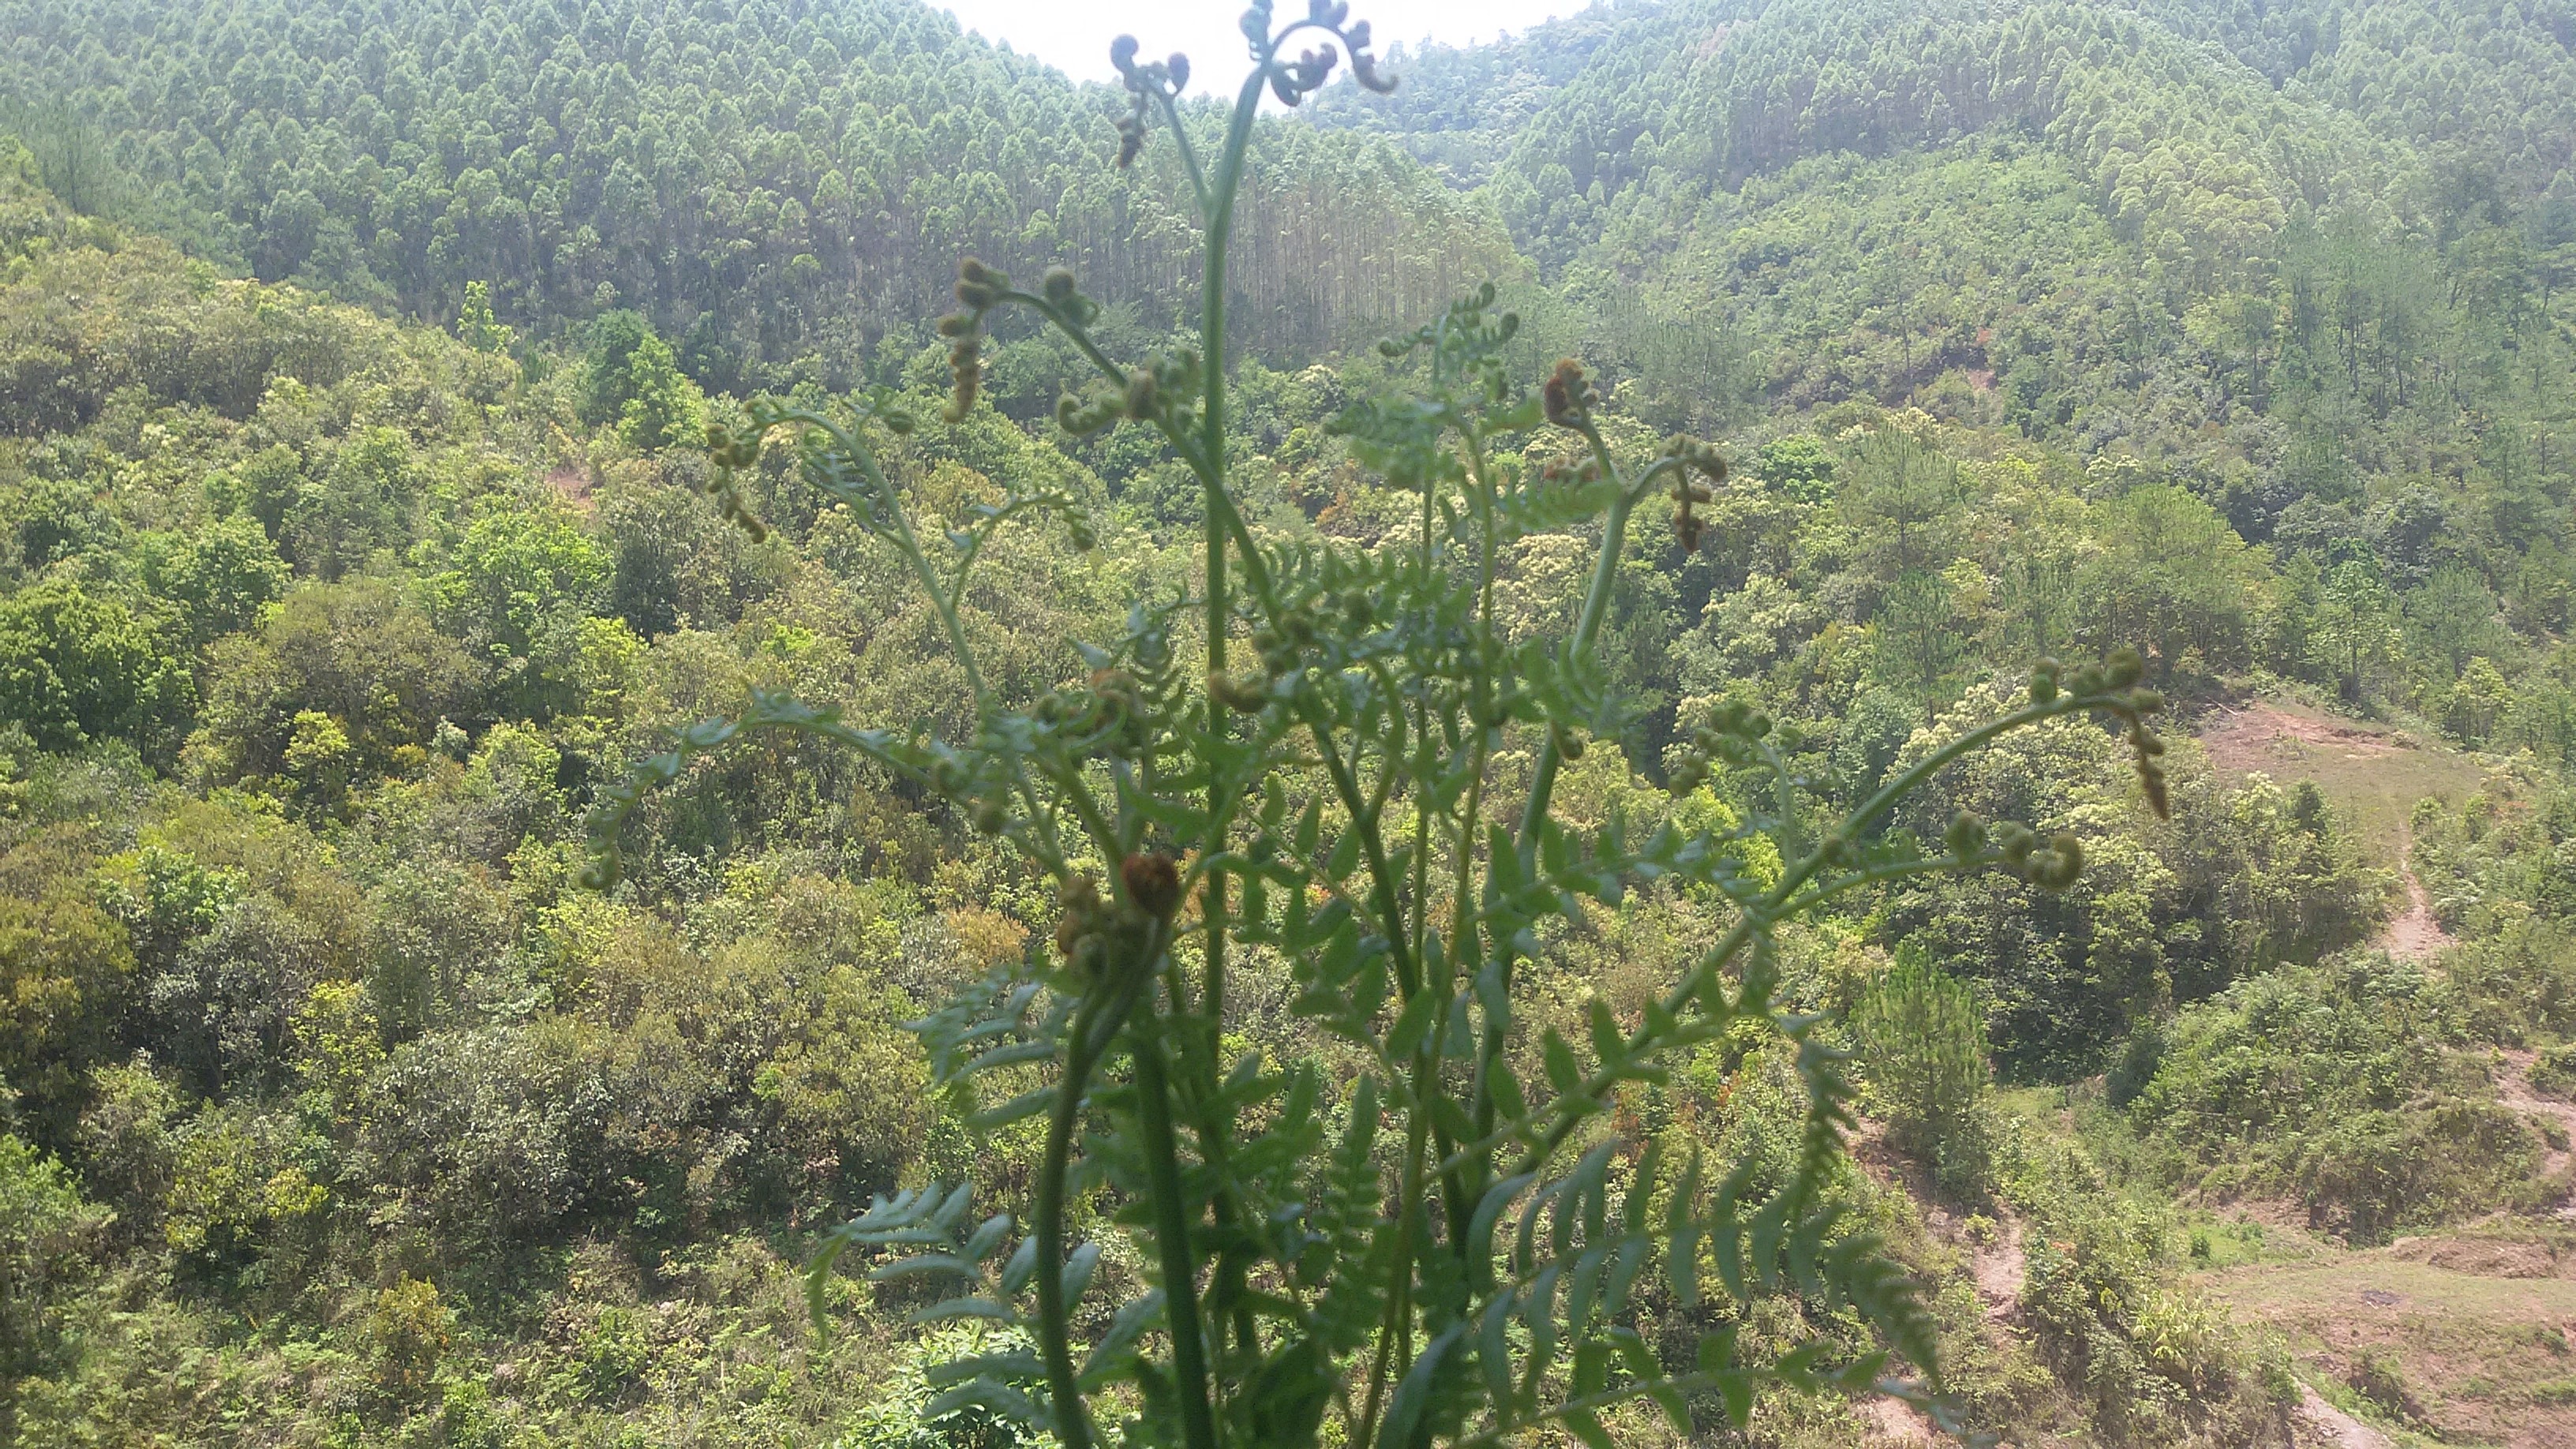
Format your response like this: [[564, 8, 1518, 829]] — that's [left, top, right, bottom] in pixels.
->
[[1515, 420, 1637, 845], [1134, 1026, 1222, 1449], [788, 410, 1066, 864], [1468, 434, 1642, 1176], [1030, 951, 1160, 1449], [1353, 1091, 1431, 1449], [1186, 54, 1279, 1399], [1149, 88, 1210, 212], [1034, 1002, 1108, 1449]]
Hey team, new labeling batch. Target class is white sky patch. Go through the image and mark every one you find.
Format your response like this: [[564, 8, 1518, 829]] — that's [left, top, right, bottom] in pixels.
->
[[933, 0, 1580, 95]]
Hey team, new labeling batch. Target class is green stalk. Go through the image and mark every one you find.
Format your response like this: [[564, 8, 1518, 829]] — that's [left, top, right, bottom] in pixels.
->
[[1197, 60, 1266, 889], [1443, 425, 1503, 1274], [1193, 53, 1269, 1085], [1410, 406, 1441, 983], [1134, 1028, 1222, 1449], [1033, 949, 1169, 1449], [1304, 714, 1424, 1001], [1468, 427, 1642, 1170], [1351, 1099, 1432, 1449], [1148, 88, 1211, 212], [1189, 59, 1275, 1387], [1515, 422, 1642, 846], [1034, 1003, 1110, 1449]]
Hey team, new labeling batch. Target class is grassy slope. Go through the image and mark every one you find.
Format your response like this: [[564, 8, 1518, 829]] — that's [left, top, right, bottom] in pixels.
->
[[2159, 704, 2567, 1444], [2192, 700, 2490, 871], [2196, 1219, 2576, 1447]]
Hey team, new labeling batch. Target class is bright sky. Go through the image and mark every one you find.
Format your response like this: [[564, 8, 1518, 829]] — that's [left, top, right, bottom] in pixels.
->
[[934, 0, 1580, 94]]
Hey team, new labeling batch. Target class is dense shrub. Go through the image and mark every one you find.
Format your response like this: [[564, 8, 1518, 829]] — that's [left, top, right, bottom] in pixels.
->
[[2012, 1143, 2293, 1446], [2130, 956, 2538, 1238], [0, 1133, 107, 1385]]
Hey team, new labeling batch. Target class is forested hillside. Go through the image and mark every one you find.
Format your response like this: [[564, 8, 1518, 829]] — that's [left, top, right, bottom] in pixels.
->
[[2, 0, 2576, 1444], [0, 0, 1519, 373]]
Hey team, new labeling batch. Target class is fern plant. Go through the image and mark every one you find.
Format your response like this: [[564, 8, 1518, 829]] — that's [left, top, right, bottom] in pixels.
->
[[584, 4, 2170, 1445]]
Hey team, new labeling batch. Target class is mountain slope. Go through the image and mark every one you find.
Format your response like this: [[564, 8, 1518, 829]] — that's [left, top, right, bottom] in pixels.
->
[[0, 0, 1521, 375], [1306, 0, 2574, 527]]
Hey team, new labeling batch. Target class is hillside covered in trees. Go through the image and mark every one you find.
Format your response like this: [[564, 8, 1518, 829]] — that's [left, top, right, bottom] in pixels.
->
[[3, 0, 2576, 1445]]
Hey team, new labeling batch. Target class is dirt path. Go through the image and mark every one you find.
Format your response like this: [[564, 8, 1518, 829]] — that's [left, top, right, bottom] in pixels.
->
[[2378, 818, 2454, 960], [1855, 1395, 1939, 1445], [1850, 1116, 2030, 1320], [1968, 1211, 2026, 1320], [1844, 1118, 2022, 1442], [1852, 1210, 2021, 1441], [2296, 1383, 2392, 1449]]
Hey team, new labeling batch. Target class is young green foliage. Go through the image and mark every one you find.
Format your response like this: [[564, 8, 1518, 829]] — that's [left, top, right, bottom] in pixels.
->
[[1856, 953, 1997, 1198], [585, 8, 2168, 1447]]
